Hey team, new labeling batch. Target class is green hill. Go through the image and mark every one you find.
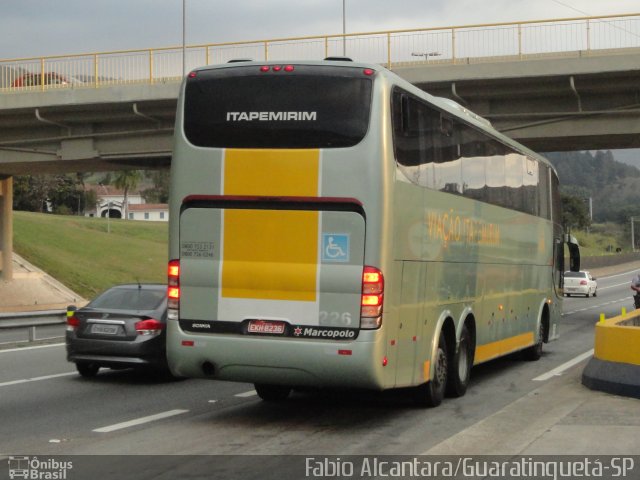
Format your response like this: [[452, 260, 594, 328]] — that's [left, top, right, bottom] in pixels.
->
[[13, 211, 168, 299], [544, 150, 640, 223]]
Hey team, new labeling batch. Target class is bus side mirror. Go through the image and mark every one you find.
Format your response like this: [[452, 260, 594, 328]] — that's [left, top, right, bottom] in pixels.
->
[[565, 234, 580, 272]]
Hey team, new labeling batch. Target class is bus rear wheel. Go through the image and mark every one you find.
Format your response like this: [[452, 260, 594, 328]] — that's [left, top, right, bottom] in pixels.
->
[[446, 323, 473, 398], [414, 332, 447, 407], [255, 384, 291, 402]]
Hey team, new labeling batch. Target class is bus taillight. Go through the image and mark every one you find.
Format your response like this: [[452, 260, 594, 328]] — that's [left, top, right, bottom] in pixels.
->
[[361, 266, 384, 329], [168, 259, 180, 320]]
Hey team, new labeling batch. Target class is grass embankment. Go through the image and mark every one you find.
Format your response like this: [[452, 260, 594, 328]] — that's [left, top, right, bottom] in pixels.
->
[[13, 211, 168, 299], [11, 213, 633, 299], [573, 223, 628, 257]]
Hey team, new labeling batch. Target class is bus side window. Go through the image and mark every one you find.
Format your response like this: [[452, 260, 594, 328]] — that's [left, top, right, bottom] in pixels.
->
[[393, 89, 437, 187], [400, 94, 411, 136], [393, 92, 423, 168], [433, 113, 462, 194], [440, 115, 453, 137]]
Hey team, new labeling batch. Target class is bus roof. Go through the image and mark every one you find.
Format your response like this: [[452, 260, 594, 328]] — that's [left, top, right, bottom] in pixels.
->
[[186, 59, 557, 174]]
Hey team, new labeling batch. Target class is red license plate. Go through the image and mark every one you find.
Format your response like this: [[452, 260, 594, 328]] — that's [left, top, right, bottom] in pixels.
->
[[247, 320, 286, 335]]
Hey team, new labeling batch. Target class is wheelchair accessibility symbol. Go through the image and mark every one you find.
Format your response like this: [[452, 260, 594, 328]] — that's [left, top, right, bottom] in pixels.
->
[[322, 234, 350, 263]]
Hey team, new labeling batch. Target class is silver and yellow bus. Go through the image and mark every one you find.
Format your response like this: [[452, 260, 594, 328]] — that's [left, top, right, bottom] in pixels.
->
[[167, 59, 580, 406]]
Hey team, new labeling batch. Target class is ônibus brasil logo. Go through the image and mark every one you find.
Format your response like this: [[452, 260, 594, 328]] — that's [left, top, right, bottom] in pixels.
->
[[8, 456, 73, 480]]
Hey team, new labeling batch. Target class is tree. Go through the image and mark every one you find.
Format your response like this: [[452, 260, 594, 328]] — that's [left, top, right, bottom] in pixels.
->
[[561, 193, 590, 231], [13, 174, 66, 213], [48, 174, 79, 214], [544, 150, 640, 224], [84, 189, 98, 215], [141, 170, 170, 204], [113, 170, 142, 220]]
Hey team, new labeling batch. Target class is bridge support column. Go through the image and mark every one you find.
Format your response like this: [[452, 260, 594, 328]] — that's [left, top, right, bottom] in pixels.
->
[[0, 176, 13, 280]]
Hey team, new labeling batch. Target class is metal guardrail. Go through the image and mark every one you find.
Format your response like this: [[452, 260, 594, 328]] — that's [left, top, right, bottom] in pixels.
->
[[0, 13, 639, 92], [0, 310, 66, 343]]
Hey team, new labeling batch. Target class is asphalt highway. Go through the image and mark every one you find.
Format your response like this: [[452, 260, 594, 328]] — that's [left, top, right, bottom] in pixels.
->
[[0, 269, 637, 478]]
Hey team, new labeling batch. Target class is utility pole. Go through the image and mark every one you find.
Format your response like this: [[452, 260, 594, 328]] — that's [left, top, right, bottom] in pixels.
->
[[182, 0, 187, 75], [342, 0, 346, 56], [99, 183, 111, 234]]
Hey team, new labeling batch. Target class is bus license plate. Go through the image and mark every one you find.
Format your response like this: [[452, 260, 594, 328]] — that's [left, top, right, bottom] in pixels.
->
[[247, 320, 286, 335]]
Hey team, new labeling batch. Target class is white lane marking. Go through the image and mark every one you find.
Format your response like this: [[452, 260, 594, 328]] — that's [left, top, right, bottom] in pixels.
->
[[93, 409, 189, 433], [599, 282, 633, 291], [0, 371, 76, 388], [533, 349, 594, 382], [600, 270, 638, 280], [235, 390, 257, 398], [563, 297, 630, 316], [0, 343, 65, 354]]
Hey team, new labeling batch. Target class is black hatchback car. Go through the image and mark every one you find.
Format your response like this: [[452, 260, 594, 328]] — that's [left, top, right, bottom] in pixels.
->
[[66, 284, 168, 377]]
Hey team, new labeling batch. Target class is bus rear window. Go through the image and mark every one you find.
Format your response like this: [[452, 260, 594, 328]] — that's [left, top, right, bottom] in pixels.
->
[[183, 65, 372, 149]]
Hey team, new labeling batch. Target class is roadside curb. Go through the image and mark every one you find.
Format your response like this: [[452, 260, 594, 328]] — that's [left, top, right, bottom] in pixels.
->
[[581, 309, 640, 400], [582, 357, 640, 399]]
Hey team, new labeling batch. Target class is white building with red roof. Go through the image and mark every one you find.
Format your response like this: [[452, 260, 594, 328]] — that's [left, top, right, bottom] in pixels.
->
[[85, 184, 168, 221], [127, 203, 169, 221]]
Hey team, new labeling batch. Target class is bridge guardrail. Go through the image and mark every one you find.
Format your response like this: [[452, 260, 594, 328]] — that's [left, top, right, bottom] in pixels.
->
[[0, 310, 66, 343], [1, 13, 639, 92]]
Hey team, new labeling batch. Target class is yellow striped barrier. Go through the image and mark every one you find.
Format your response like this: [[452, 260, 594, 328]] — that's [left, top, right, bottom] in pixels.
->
[[582, 307, 640, 399], [594, 309, 640, 366]]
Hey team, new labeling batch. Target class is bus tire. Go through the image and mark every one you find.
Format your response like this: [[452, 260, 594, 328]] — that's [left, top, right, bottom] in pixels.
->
[[414, 332, 448, 408], [255, 384, 291, 402], [524, 320, 545, 361], [446, 323, 473, 398]]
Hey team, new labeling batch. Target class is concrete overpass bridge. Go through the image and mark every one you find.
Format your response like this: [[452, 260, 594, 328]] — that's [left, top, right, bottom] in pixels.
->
[[1, 12, 639, 278]]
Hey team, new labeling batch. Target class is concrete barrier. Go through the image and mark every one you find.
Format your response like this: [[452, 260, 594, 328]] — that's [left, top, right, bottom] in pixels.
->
[[582, 309, 640, 399], [579, 252, 640, 271]]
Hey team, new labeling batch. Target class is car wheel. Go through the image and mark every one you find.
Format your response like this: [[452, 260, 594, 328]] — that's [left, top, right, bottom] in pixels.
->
[[255, 384, 291, 402], [414, 331, 448, 407], [76, 362, 100, 377]]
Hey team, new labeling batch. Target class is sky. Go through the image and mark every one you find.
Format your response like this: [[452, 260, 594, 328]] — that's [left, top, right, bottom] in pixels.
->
[[1, 0, 639, 59]]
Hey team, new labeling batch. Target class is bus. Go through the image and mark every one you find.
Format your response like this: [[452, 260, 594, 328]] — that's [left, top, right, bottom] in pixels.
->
[[167, 59, 580, 406]]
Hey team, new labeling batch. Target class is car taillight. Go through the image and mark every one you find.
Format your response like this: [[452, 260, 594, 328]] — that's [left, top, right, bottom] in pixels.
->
[[580, 280, 588, 285], [361, 266, 384, 329], [66, 315, 80, 331], [168, 259, 180, 320], [135, 319, 165, 336]]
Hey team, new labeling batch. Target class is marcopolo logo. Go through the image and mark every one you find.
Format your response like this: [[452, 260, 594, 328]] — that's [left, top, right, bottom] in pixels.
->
[[293, 326, 357, 339], [8, 456, 73, 480], [226, 111, 317, 122]]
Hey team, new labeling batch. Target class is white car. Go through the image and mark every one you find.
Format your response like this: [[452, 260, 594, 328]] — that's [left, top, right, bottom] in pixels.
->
[[564, 271, 597, 297]]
